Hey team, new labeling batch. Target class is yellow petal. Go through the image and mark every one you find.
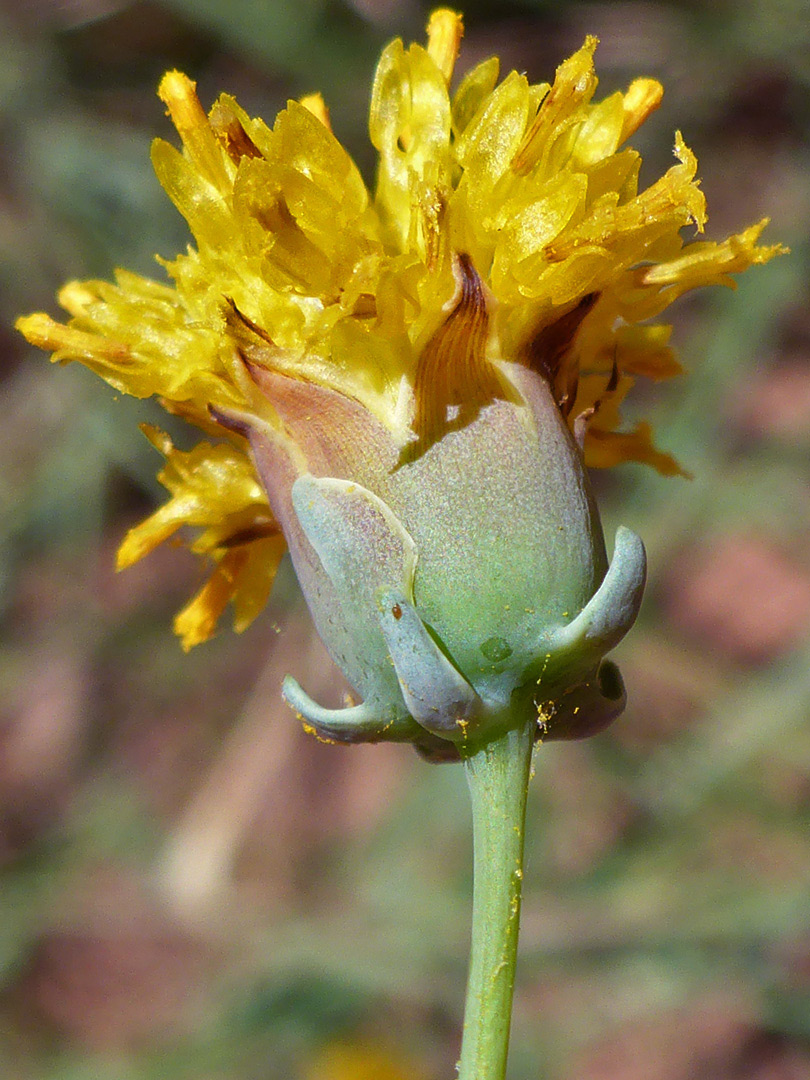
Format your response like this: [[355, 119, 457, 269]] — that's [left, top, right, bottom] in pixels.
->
[[584, 421, 688, 476], [619, 78, 663, 143], [613, 323, 681, 381], [570, 91, 626, 168], [426, 8, 464, 85], [510, 36, 598, 176], [114, 427, 283, 645], [491, 172, 588, 297], [453, 70, 531, 217], [174, 549, 248, 651], [306, 1043, 421, 1080], [117, 501, 190, 569], [150, 137, 232, 251], [298, 92, 332, 131], [370, 38, 453, 248], [158, 70, 231, 192], [16, 312, 132, 372], [230, 534, 286, 633], [451, 55, 499, 137], [642, 218, 787, 289]]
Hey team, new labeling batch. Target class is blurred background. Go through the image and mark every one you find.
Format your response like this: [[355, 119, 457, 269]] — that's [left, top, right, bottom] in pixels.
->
[[2, 0, 810, 1077]]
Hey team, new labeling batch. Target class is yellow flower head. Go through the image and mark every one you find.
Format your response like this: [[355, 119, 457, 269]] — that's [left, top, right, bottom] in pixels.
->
[[17, 9, 783, 654]]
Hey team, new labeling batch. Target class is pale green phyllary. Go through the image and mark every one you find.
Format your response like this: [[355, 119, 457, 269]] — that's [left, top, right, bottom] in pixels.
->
[[17, 9, 783, 1075]]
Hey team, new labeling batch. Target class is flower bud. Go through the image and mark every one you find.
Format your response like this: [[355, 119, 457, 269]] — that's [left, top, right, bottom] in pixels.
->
[[16, 10, 782, 757], [219, 255, 646, 757]]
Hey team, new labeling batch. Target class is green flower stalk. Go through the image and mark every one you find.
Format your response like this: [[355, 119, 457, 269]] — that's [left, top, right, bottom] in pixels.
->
[[17, 8, 783, 1077]]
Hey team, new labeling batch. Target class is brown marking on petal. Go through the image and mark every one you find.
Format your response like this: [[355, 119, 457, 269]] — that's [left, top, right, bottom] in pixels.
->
[[161, 397, 233, 439], [252, 195, 296, 240], [223, 298, 277, 349], [421, 187, 447, 274], [406, 253, 505, 462], [349, 292, 377, 319], [223, 302, 336, 414], [218, 519, 281, 547], [221, 299, 298, 396], [573, 350, 619, 448], [209, 100, 263, 163], [605, 350, 620, 394], [573, 405, 596, 449], [208, 404, 254, 441], [524, 292, 599, 416]]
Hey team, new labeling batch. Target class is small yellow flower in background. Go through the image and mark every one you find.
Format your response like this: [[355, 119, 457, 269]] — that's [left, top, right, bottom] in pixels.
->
[[304, 1042, 423, 1080], [17, 8, 782, 667]]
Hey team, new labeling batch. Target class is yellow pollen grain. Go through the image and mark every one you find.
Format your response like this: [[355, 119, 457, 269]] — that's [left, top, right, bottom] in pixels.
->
[[301, 721, 337, 746]]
